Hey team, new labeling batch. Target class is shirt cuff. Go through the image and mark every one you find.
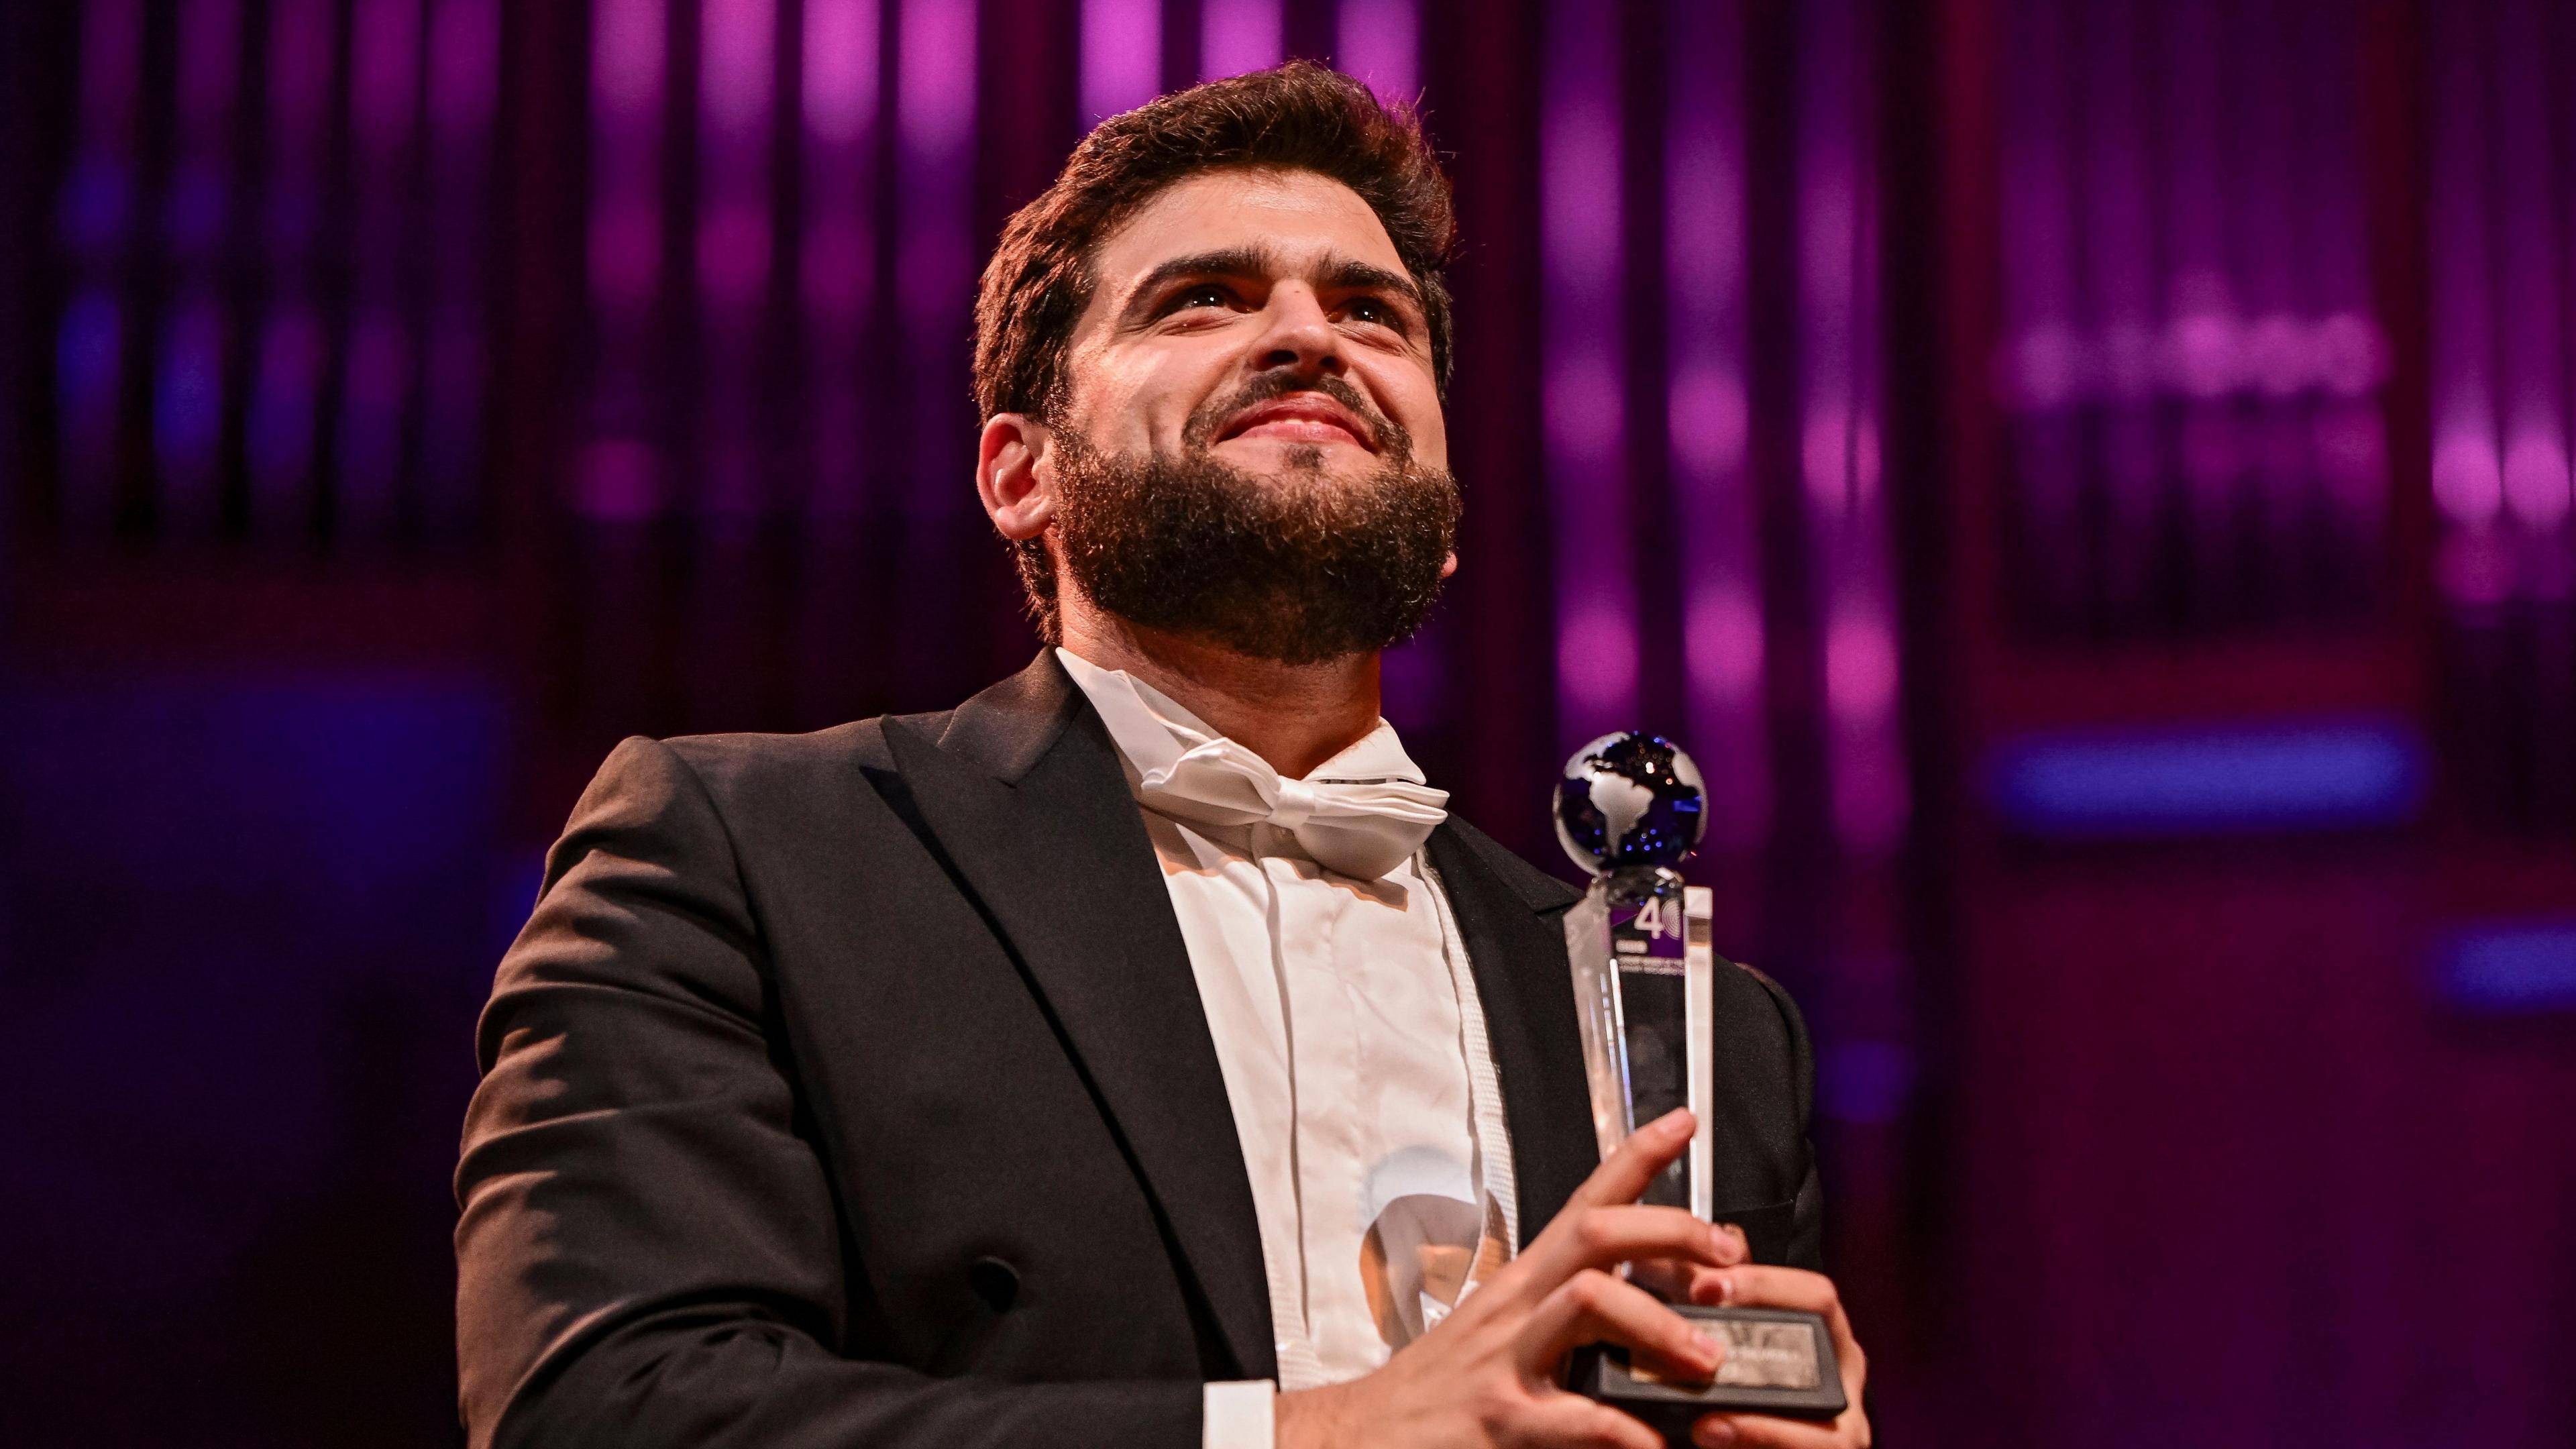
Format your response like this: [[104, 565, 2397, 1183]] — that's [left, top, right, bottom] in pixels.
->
[[1201, 1379, 1277, 1449]]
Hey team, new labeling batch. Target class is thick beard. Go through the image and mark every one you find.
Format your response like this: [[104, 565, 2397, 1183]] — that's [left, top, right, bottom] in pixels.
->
[[1050, 380, 1460, 667]]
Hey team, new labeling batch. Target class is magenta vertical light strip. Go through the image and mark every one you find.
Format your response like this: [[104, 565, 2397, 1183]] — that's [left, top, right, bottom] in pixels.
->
[[2157, 0, 2237, 616], [155, 0, 242, 535], [1081, 0, 1161, 119], [2429, 0, 2503, 601], [166, 0, 241, 257], [1664, 0, 1766, 849], [700, 0, 777, 317], [248, 0, 334, 533], [2254, 7, 2390, 602], [1199, 0, 1281, 81], [2231, 2, 2312, 596], [54, 288, 125, 523], [337, 0, 422, 540], [1994, 0, 2082, 614], [803, 0, 878, 517], [2493, 0, 2570, 541], [2076, 0, 2159, 619], [578, 0, 668, 521], [698, 0, 777, 517], [56, 0, 144, 531], [1799, 0, 1903, 851], [61, 0, 143, 257], [1336, 0, 1417, 103], [2291, 13, 2389, 559], [419, 0, 498, 531], [1542, 0, 1633, 744], [2152, 0, 2225, 396], [152, 296, 227, 531], [350, 0, 420, 184], [590, 0, 667, 315], [896, 0, 975, 519]]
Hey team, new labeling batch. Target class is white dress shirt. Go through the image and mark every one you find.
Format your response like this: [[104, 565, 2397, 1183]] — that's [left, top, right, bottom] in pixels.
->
[[1054, 649, 1517, 1449]]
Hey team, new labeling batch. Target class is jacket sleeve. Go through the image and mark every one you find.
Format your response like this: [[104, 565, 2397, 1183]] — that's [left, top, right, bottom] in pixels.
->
[[1746, 965, 1825, 1275], [453, 737, 1203, 1449]]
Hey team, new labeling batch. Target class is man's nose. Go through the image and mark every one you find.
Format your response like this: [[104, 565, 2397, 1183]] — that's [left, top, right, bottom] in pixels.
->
[[1247, 286, 1346, 379]]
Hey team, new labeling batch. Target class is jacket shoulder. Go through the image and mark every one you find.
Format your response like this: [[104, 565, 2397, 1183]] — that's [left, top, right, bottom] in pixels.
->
[[1707, 954, 1816, 1140], [1437, 814, 1585, 912], [655, 712, 947, 794]]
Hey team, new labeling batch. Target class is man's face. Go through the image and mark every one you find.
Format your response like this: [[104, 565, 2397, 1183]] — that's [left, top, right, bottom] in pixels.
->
[[1057, 166, 1447, 480], [994, 165, 1459, 665]]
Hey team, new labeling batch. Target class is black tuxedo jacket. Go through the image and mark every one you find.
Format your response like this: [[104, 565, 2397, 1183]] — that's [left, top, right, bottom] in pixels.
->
[[454, 653, 1821, 1449]]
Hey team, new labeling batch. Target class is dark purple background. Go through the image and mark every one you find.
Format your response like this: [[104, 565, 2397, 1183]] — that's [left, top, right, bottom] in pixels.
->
[[2, 1, 2571, 1445]]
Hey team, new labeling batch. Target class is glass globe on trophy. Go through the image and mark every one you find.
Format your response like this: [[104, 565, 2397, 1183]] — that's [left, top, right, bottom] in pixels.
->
[[1554, 733, 1845, 1434]]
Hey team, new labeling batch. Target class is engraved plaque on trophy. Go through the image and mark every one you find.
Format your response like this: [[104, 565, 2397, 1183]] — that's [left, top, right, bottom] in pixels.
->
[[1553, 733, 1846, 1434]]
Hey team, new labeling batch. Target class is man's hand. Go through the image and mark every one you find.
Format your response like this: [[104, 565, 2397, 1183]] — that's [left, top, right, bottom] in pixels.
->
[[1674, 1263, 1870, 1448], [1616, 1250, 1868, 1447], [1273, 1108, 1867, 1449]]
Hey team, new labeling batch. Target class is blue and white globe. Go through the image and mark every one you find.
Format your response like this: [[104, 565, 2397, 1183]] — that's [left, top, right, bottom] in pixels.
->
[[1553, 732, 1709, 876]]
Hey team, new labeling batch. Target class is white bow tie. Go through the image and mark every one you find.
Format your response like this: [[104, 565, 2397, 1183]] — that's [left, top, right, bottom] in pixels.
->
[[1134, 735, 1450, 880]]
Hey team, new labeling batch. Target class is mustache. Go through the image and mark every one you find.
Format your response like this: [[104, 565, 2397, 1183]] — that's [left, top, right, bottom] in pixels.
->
[[1182, 371, 1411, 460], [1047, 423, 1460, 666]]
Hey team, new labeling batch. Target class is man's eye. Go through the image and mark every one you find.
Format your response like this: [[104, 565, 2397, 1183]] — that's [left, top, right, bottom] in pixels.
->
[[1345, 297, 1397, 327], [1174, 284, 1231, 310]]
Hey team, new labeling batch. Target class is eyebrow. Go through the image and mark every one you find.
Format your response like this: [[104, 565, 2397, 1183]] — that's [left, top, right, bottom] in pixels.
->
[[1113, 244, 1427, 332]]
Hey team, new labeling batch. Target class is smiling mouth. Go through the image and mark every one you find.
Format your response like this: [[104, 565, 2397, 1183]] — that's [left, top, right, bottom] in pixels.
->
[[1216, 396, 1377, 453]]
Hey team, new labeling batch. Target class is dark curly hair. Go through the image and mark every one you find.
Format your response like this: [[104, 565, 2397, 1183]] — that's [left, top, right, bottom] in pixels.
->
[[971, 62, 1457, 641]]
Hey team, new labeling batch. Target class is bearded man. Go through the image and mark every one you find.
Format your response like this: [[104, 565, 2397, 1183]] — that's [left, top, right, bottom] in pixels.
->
[[455, 63, 1868, 1449]]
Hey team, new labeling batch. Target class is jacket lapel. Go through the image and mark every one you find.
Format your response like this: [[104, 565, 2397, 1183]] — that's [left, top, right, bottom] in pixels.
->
[[882, 654, 1275, 1379], [1426, 820, 1601, 1248]]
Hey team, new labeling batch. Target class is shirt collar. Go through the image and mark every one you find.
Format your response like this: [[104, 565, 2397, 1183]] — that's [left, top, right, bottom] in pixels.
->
[[1054, 645, 1429, 788]]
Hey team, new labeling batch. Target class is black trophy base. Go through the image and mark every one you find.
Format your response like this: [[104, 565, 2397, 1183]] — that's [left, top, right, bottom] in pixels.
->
[[1570, 1305, 1845, 1440]]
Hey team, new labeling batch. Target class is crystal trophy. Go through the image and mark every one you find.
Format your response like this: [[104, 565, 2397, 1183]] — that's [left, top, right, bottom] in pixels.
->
[[1554, 733, 1845, 1433]]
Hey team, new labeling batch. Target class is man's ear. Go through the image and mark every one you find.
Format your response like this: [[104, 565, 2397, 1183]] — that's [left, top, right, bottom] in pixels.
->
[[978, 413, 1058, 541]]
